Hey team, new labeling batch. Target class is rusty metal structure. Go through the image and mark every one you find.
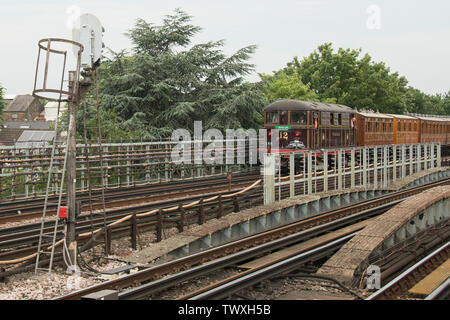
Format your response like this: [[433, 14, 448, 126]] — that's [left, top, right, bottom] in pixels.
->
[[32, 37, 83, 273]]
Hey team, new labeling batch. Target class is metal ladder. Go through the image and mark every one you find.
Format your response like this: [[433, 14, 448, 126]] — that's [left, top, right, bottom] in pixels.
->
[[35, 100, 70, 273]]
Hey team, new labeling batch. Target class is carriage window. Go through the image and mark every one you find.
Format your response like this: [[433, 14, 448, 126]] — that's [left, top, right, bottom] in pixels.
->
[[338, 114, 342, 125], [342, 113, 350, 126], [330, 113, 335, 126], [333, 113, 339, 126], [321, 112, 330, 126], [266, 112, 278, 124], [291, 111, 307, 124], [280, 111, 288, 124]]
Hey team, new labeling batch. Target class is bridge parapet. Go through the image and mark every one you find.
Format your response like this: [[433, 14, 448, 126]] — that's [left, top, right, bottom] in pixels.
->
[[317, 185, 450, 286]]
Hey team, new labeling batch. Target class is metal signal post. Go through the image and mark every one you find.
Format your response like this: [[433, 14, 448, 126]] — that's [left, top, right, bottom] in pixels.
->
[[33, 13, 104, 274]]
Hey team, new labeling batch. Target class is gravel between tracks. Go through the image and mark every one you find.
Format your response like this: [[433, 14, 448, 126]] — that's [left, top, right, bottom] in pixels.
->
[[237, 277, 371, 300], [0, 224, 201, 300]]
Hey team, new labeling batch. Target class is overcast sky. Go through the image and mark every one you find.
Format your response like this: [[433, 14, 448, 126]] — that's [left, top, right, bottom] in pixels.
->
[[1, 0, 449, 97]]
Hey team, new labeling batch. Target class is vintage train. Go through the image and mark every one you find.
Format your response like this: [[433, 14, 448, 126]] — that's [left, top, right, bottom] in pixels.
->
[[265, 99, 450, 149], [264, 99, 450, 172]]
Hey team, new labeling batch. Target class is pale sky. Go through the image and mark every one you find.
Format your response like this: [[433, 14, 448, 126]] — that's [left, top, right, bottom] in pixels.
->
[[1, 0, 449, 97]]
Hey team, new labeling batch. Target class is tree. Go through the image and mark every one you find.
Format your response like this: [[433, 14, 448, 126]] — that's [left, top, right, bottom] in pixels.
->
[[259, 70, 320, 103], [404, 88, 449, 115], [440, 91, 450, 115], [83, 9, 267, 139], [270, 43, 409, 113]]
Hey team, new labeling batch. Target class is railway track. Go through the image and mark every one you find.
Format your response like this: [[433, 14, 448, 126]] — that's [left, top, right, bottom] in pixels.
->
[[2, 174, 449, 262], [0, 172, 372, 256], [0, 171, 260, 223], [0, 184, 263, 260], [366, 241, 449, 300], [1, 173, 448, 269], [54, 177, 449, 300]]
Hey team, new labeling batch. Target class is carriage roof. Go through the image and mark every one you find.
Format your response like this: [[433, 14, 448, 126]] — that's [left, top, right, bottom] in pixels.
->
[[358, 111, 393, 119], [264, 99, 355, 113], [385, 114, 417, 120], [415, 115, 449, 122]]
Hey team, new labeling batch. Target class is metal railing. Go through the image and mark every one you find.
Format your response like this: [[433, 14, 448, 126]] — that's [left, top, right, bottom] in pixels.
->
[[263, 143, 442, 204]]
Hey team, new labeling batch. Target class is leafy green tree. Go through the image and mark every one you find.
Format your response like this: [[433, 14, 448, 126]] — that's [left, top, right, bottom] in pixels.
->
[[440, 91, 450, 115], [271, 43, 409, 113], [83, 9, 267, 139], [259, 71, 320, 103], [404, 88, 449, 115]]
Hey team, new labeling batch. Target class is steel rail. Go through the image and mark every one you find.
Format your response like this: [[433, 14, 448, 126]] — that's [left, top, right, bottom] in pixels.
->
[[2, 176, 449, 265], [2, 175, 448, 264], [118, 217, 379, 300], [0, 188, 262, 251], [425, 278, 450, 300], [0, 172, 260, 218], [187, 233, 357, 300], [55, 185, 424, 300], [366, 241, 450, 300]]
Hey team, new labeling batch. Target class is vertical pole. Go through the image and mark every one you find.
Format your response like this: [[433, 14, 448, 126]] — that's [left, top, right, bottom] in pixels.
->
[[81, 148, 85, 191], [337, 149, 342, 190], [278, 155, 281, 201], [409, 144, 413, 174], [66, 71, 77, 268], [401, 145, 406, 178], [307, 151, 313, 194], [25, 149, 30, 197], [323, 150, 328, 192], [314, 153, 317, 192], [198, 198, 205, 225], [416, 144, 420, 172], [233, 195, 240, 212], [430, 143, 435, 169], [363, 147, 367, 188], [104, 146, 109, 188], [424, 143, 428, 170], [373, 146, 378, 188], [392, 145, 397, 182], [165, 157, 169, 181], [145, 144, 150, 182], [126, 146, 130, 186], [131, 213, 137, 250], [156, 209, 163, 242], [289, 153, 295, 198], [384, 146, 387, 186], [178, 204, 185, 232], [351, 148, 355, 189], [105, 227, 112, 256], [263, 153, 275, 205], [437, 142, 441, 168]]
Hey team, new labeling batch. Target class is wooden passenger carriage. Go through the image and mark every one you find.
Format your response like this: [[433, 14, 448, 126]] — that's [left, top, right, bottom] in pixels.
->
[[417, 116, 448, 144], [386, 114, 420, 145], [356, 112, 394, 146], [264, 99, 356, 149]]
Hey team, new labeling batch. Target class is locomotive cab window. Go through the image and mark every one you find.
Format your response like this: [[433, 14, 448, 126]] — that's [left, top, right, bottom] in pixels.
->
[[266, 112, 278, 124], [280, 111, 288, 124], [291, 111, 307, 124]]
